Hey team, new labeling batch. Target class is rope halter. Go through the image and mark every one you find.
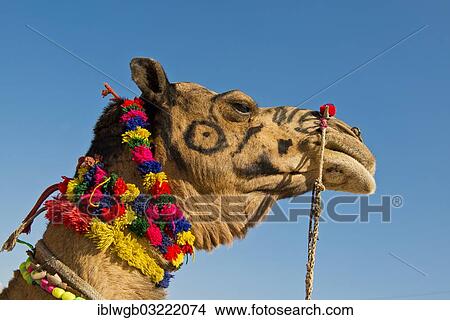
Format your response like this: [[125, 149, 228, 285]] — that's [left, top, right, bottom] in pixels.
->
[[304, 103, 336, 300]]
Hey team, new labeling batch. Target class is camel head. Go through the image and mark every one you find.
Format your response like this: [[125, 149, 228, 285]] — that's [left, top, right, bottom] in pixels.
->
[[90, 57, 375, 250], [0, 57, 376, 301]]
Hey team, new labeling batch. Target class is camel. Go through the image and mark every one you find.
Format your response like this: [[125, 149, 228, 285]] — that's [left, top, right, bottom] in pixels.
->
[[0, 57, 375, 299]]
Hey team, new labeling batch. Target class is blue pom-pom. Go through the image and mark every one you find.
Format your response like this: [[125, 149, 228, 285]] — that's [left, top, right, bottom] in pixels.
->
[[131, 194, 150, 215], [175, 218, 192, 234], [83, 166, 97, 187], [138, 160, 162, 174], [90, 207, 103, 217], [99, 192, 116, 208], [156, 271, 174, 288], [125, 116, 146, 130], [158, 233, 172, 254]]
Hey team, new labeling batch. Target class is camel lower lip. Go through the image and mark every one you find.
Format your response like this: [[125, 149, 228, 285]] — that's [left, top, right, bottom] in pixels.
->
[[323, 149, 376, 194], [325, 132, 375, 175]]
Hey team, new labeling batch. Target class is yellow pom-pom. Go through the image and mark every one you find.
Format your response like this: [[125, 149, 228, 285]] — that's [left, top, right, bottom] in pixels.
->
[[172, 253, 185, 268], [177, 231, 195, 246], [122, 127, 150, 144], [143, 172, 168, 191], [66, 179, 80, 201], [143, 173, 157, 190], [113, 208, 135, 230], [86, 219, 115, 251], [156, 172, 168, 184], [112, 233, 165, 283], [123, 208, 137, 225], [85, 212, 164, 284], [52, 287, 65, 299], [120, 183, 140, 203], [61, 291, 76, 300], [76, 166, 88, 180]]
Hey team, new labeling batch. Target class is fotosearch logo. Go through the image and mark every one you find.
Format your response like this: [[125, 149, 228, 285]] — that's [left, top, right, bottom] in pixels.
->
[[266, 194, 403, 223], [47, 194, 403, 225], [176, 194, 403, 224]]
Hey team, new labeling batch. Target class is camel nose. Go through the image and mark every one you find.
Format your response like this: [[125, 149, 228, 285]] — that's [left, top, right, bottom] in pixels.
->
[[328, 118, 363, 142]]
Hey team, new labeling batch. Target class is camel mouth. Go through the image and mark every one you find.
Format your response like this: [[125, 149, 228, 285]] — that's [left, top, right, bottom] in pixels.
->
[[322, 134, 376, 194], [325, 134, 375, 173]]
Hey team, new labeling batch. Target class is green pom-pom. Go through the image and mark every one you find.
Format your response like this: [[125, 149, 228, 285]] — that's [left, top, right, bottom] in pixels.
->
[[126, 138, 150, 149], [121, 104, 141, 112], [73, 181, 89, 201], [129, 216, 149, 237], [104, 173, 118, 191], [157, 221, 168, 231], [152, 194, 175, 208]]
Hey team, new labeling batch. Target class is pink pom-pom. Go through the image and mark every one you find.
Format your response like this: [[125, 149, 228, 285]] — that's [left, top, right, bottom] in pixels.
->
[[93, 167, 107, 184], [146, 223, 163, 246], [132, 146, 154, 164], [174, 205, 184, 220], [120, 110, 148, 123], [160, 204, 177, 221], [146, 204, 160, 221], [83, 188, 103, 204]]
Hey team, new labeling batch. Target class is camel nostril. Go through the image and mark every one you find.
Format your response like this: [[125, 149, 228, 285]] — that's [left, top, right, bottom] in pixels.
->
[[351, 127, 363, 142]]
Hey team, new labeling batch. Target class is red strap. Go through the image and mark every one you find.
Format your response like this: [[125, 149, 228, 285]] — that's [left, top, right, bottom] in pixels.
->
[[22, 183, 60, 234]]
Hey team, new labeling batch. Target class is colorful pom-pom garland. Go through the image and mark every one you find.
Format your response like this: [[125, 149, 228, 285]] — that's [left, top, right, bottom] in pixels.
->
[[43, 96, 195, 289]]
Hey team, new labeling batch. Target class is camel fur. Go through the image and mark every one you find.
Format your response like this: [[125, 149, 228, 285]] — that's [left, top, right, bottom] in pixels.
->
[[1, 57, 375, 299]]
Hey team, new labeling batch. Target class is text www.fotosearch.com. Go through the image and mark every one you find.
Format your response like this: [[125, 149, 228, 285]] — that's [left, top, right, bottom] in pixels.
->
[[97, 303, 354, 318]]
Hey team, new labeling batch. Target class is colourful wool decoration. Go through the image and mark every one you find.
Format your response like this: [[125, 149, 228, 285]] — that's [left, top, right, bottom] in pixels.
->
[[44, 96, 195, 288]]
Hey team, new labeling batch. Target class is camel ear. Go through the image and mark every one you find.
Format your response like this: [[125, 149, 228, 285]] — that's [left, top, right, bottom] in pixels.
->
[[130, 57, 173, 107]]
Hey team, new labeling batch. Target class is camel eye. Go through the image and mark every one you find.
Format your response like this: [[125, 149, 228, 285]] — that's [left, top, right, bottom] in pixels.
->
[[232, 102, 251, 114]]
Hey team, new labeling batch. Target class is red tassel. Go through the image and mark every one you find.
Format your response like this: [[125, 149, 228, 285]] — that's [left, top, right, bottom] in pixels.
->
[[45, 199, 91, 233]]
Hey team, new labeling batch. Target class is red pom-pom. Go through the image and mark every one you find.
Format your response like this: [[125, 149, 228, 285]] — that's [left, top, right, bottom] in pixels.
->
[[121, 99, 135, 108], [164, 225, 175, 238], [181, 244, 193, 254], [320, 104, 336, 117], [164, 244, 182, 261], [151, 181, 171, 196], [101, 203, 125, 222], [113, 177, 128, 196], [44, 199, 91, 233], [122, 98, 143, 109], [133, 97, 144, 107]]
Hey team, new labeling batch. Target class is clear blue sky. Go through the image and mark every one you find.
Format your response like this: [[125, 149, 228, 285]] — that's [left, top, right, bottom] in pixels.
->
[[1, 1, 449, 299]]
